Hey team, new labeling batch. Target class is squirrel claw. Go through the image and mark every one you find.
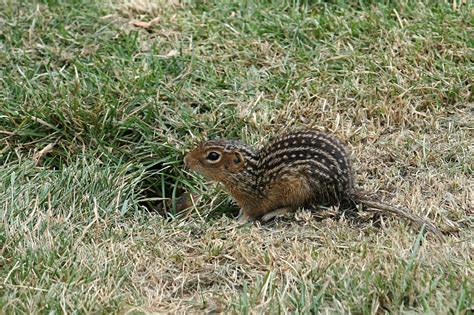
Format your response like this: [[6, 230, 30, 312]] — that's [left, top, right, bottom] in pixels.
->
[[237, 212, 251, 224]]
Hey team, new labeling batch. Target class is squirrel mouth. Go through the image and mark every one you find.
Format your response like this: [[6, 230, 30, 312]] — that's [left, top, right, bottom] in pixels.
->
[[183, 155, 192, 168], [183, 155, 198, 171]]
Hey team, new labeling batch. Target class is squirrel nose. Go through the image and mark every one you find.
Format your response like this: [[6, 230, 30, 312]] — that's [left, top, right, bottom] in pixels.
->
[[183, 154, 191, 168]]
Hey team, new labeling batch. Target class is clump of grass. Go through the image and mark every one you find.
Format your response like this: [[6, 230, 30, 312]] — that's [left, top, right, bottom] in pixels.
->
[[1, 0, 472, 313]]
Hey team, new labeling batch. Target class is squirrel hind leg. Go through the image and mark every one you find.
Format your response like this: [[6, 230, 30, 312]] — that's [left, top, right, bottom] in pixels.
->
[[260, 207, 294, 222]]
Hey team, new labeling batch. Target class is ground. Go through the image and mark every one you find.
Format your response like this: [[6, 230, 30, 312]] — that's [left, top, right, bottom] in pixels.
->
[[0, 0, 472, 313]]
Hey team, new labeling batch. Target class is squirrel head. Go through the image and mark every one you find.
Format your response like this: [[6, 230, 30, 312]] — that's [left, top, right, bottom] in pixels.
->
[[184, 139, 258, 184]]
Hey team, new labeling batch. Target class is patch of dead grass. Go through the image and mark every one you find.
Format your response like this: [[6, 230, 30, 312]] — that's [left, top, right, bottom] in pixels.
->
[[100, 214, 472, 312]]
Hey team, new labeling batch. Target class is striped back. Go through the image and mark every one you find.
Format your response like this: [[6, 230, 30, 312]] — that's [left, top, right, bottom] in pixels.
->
[[258, 130, 355, 199]]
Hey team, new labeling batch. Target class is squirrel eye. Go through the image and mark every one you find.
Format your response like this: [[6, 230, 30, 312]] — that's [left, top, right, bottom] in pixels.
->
[[206, 151, 221, 161]]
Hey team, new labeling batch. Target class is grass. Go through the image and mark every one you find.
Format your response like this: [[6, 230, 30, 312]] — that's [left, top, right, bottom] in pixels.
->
[[1, 0, 473, 313]]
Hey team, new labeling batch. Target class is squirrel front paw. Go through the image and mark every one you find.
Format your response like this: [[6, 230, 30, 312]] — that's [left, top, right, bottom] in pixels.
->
[[237, 211, 251, 224]]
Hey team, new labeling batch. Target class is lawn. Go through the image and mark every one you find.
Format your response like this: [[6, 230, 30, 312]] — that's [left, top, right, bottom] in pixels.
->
[[1, 0, 472, 313]]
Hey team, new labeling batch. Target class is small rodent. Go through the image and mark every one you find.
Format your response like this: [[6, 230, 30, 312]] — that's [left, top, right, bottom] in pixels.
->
[[184, 129, 443, 239]]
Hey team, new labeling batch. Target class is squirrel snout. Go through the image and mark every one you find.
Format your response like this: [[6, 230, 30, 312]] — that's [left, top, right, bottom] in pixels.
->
[[183, 154, 195, 169], [183, 154, 190, 168]]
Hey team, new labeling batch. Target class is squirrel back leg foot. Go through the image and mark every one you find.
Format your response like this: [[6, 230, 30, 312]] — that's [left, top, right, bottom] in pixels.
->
[[261, 207, 294, 222]]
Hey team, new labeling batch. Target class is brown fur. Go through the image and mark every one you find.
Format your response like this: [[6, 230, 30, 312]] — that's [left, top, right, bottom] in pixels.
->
[[184, 130, 444, 239]]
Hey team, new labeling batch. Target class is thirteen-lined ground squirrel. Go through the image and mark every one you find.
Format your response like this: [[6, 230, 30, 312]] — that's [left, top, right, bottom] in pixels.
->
[[184, 129, 443, 239]]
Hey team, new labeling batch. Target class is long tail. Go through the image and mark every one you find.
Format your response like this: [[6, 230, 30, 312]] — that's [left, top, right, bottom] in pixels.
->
[[355, 194, 444, 240]]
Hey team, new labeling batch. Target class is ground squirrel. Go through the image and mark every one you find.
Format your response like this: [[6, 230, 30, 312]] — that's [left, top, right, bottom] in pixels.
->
[[184, 129, 443, 239]]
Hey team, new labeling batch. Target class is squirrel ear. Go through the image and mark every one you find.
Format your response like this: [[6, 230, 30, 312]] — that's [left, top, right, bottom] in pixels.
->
[[225, 151, 245, 173], [233, 151, 243, 164], [228, 151, 245, 172]]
